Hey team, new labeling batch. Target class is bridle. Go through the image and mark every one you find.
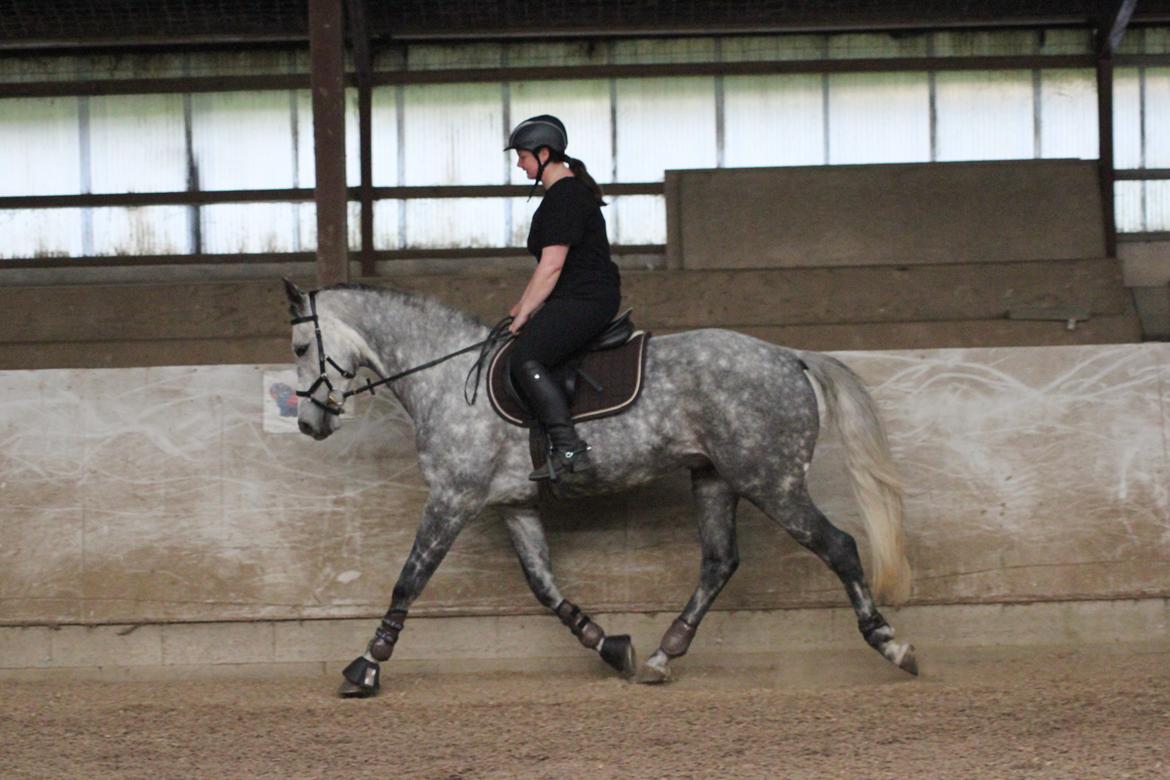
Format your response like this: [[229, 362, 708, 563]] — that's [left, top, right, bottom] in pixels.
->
[[290, 290, 513, 417], [290, 290, 363, 416]]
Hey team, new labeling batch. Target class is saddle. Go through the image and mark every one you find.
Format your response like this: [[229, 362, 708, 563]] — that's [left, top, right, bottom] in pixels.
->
[[487, 309, 651, 429]]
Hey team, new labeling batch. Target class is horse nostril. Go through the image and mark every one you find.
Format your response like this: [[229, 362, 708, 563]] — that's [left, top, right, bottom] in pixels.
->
[[299, 420, 313, 435]]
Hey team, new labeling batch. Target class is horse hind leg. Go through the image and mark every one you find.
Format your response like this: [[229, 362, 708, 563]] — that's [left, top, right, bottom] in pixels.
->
[[761, 485, 917, 675], [636, 466, 740, 684], [504, 507, 636, 679]]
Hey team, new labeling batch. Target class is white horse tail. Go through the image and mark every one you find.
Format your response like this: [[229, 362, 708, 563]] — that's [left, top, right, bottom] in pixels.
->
[[798, 351, 912, 606]]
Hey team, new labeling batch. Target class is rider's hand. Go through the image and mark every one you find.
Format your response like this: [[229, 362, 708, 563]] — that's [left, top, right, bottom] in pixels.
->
[[509, 301, 521, 317], [509, 310, 530, 335]]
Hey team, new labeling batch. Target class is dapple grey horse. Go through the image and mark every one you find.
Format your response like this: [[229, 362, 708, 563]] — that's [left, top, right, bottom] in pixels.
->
[[284, 280, 916, 697]]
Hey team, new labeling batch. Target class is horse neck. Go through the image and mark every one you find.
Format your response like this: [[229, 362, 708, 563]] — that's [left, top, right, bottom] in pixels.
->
[[321, 287, 489, 422]]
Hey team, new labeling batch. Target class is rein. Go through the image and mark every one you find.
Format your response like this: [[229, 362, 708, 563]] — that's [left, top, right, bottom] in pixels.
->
[[291, 290, 513, 416]]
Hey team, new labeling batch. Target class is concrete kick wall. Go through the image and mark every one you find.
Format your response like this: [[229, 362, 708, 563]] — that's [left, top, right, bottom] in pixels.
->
[[2, 342, 1168, 627], [665, 159, 1106, 269]]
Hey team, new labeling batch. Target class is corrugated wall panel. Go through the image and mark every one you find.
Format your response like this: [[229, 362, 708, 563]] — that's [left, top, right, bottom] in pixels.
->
[[612, 38, 717, 65], [936, 71, 1034, 161], [1145, 67, 1170, 232], [372, 200, 402, 251], [193, 90, 298, 252], [1145, 68, 1170, 167], [88, 94, 187, 193], [1039, 69, 1097, 160], [1148, 182, 1170, 232], [402, 84, 504, 186], [506, 41, 608, 68], [407, 43, 502, 71], [827, 73, 930, 164], [0, 97, 82, 195], [188, 50, 300, 78], [0, 54, 78, 83], [615, 77, 716, 181], [86, 52, 190, 80], [370, 86, 400, 188], [719, 35, 826, 62], [1115, 182, 1145, 232], [1039, 28, 1093, 55], [200, 204, 302, 253], [192, 91, 295, 189], [933, 30, 1037, 56], [1113, 68, 1142, 170], [91, 206, 189, 256], [508, 79, 612, 184], [404, 198, 505, 248], [610, 195, 665, 245], [827, 32, 929, 58], [1147, 28, 1170, 54], [508, 196, 541, 247], [723, 74, 824, 168], [612, 75, 712, 253], [0, 209, 83, 258]]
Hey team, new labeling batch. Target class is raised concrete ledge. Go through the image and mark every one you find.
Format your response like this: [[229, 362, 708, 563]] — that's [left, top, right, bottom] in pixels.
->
[[3, 599, 1166, 681]]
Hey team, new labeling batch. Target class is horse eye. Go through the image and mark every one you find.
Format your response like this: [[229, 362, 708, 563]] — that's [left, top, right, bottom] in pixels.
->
[[294, 344, 309, 357]]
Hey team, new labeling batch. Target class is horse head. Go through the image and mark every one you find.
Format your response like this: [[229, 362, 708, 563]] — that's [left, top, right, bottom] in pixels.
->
[[283, 278, 368, 441]]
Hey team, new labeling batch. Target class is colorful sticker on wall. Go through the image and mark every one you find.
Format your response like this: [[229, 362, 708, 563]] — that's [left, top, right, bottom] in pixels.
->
[[263, 369, 300, 434]]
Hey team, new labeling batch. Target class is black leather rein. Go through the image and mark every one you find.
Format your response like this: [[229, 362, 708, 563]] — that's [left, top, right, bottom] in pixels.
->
[[291, 290, 513, 416]]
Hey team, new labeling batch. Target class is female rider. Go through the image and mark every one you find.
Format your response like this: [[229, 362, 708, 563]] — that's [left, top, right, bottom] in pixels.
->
[[504, 114, 622, 481]]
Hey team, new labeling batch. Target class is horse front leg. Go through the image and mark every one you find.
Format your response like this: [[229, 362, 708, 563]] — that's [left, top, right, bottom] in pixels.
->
[[338, 497, 475, 698], [636, 465, 740, 684], [503, 507, 636, 679]]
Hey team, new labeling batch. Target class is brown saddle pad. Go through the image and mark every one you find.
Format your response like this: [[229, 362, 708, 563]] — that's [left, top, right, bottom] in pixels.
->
[[487, 332, 651, 428]]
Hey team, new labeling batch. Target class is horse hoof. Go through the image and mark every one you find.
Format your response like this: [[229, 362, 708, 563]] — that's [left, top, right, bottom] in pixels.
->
[[633, 658, 672, 685], [338, 656, 381, 698], [338, 678, 378, 698], [884, 641, 918, 676], [897, 644, 919, 676], [599, 634, 637, 679]]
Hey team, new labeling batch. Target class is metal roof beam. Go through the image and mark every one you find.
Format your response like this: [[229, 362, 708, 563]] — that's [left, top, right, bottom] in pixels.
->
[[1099, 0, 1139, 56]]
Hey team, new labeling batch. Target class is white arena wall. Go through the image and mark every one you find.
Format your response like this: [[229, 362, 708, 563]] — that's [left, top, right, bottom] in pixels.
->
[[2, 341, 1169, 676]]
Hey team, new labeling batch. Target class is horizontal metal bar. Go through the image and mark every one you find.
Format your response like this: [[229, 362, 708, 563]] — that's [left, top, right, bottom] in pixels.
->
[[369, 55, 1098, 86], [0, 182, 664, 210], [1114, 169, 1170, 180], [3, 53, 1147, 99], [0, 252, 315, 269], [0, 244, 665, 269], [0, 73, 308, 98], [1118, 231, 1170, 242], [0, 189, 315, 209]]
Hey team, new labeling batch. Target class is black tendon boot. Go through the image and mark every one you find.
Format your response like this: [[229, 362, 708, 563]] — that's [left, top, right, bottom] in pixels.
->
[[516, 359, 594, 481]]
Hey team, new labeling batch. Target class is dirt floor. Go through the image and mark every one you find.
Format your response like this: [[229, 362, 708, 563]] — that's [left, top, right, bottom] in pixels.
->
[[2, 644, 1169, 779]]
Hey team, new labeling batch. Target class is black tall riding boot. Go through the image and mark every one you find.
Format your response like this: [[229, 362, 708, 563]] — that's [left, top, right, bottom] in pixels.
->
[[515, 359, 593, 481]]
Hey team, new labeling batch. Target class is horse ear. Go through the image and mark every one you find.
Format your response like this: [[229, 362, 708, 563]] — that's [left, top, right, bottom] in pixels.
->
[[282, 277, 305, 316]]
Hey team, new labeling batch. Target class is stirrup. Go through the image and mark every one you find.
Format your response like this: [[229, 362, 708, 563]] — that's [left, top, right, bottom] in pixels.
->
[[530, 443, 593, 482]]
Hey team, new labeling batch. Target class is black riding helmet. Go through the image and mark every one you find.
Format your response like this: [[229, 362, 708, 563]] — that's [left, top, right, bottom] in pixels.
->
[[504, 114, 568, 155], [505, 115, 569, 198]]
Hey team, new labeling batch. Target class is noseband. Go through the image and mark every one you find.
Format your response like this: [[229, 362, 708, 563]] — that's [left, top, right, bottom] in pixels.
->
[[290, 290, 514, 417]]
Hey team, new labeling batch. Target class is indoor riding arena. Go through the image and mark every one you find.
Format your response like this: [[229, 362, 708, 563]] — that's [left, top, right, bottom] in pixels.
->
[[4, 2, 1170, 778]]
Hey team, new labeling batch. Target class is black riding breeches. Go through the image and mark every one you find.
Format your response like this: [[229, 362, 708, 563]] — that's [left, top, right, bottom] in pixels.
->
[[509, 296, 620, 384]]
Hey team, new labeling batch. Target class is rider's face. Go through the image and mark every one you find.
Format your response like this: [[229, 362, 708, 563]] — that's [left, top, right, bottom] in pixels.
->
[[515, 149, 546, 180]]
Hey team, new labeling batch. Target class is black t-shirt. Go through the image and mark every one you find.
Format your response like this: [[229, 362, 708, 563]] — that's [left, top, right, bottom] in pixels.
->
[[527, 176, 621, 301]]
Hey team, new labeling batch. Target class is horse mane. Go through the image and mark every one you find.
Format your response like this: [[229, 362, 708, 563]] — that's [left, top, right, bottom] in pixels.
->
[[321, 282, 488, 330]]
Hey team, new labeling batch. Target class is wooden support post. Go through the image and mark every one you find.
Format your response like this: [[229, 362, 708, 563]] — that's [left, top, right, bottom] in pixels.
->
[[347, 0, 376, 278], [1096, 0, 1137, 259], [309, 0, 349, 286], [1096, 52, 1117, 259]]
